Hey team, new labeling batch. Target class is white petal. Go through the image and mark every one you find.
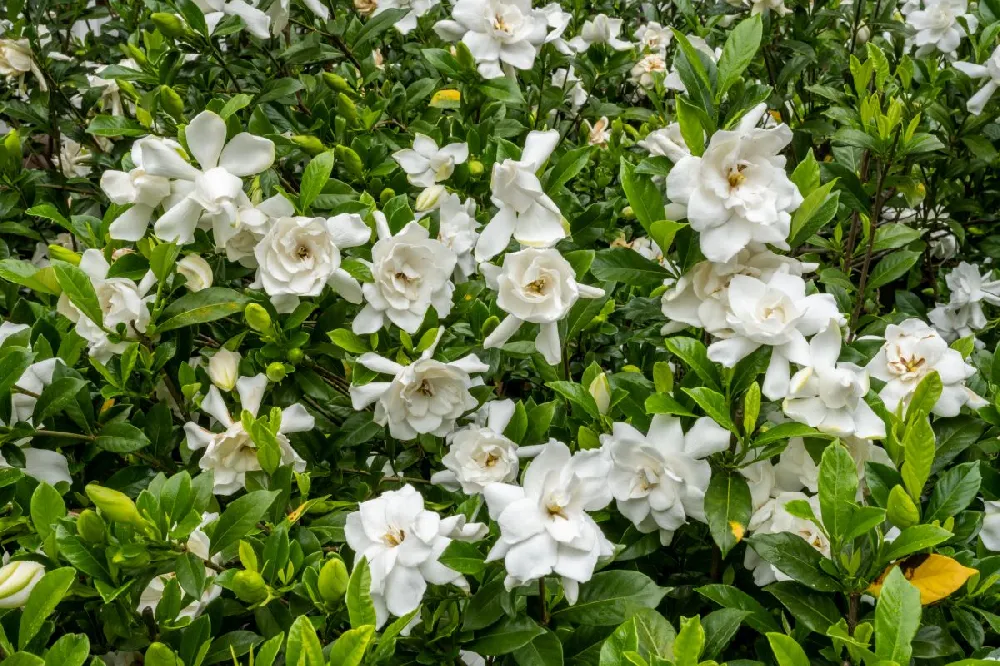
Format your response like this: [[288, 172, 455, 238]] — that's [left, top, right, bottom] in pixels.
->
[[186, 111, 227, 170], [219, 134, 276, 177]]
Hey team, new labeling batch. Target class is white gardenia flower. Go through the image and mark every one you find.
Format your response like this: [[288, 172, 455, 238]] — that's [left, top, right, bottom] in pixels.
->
[[0, 560, 45, 608], [192, 0, 271, 39], [353, 216, 457, 334], [866, 318, 985, 417], [568, 14, 633, 52], [87, 61, 134, 117], [582, 117, 611, 147], [208, 349, 241, 391], [138, 570, 221, 620], [667, 104, 803, 263], [982, 500, 1000, 551], [374, 0, 442, 34], [551, 67, 588, 110], [782, 324, 886, 439], [903, 0, 976, 57], [954, 45, 1000, 115], [725, 0, 792, 15], [772, 434, 895, 498], [928, 262, 1000, 340], [177, 255, 213, 292], [601, 415, 731, 545], [630, 53, 667, 88], [139, 110, 275, 245], [57, 139, 92, 178], [705, 271, 843, 399], [393, 135, 469, 188], [483, 439, 614, 603], [217, 195, 294, 267], [744, 492, 829, 586], [431, 399, 536, 493], [538, 3, 573, 54], [57, 249, 157, 364], [0, 39, 46, 91], [350, 328, 487, 440], [438, 193, 480, 281], [103, 137, 175, 241], [482, 247, 605, 365], [476, 130, 563, 261], [740, 459, 777, 511], [635, 22, 672, 55], [251, 213, 371, 313], [184, 375, 311, 495], [433, 0, 548, 78], [345, 484, 486, 627], [639, 124, 690, 163]]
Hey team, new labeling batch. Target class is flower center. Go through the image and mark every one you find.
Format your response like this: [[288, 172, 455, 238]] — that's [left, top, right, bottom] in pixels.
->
[[728, 164, 747, 189], [416, 379, 434, 396], [484, 451, 500, 467], [296, 244, 311, 260], [383, 528, 405, 547], [525, 277, 548, 294]]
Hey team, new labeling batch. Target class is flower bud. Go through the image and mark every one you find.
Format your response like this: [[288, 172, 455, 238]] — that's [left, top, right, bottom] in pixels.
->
[[415, 184, 446, 212], [177, 255, 213, 292], [291, 135, 326, 156], [856, 24, 870, 45], [159, 85, 185, 120], [151, 13, 186, 38], [77, 508, 107, 543], [265, 362, 287, 383], [468, 160, 484, 176], [622, 206, 635, 219], [208, 349, 241, 392], [379, 188, 396, 205], [318, 557, 349, 602], [287, 347, 305, 364], [85, 484, 146, 528], [335, 145, 364, 178], [0, 560, 45, 608], [588, 372, 611, 415], [322, 72, 353, 94], [49, 245, 81, 265], [232, 570, 268, 603], [244, 304, 272, 333]]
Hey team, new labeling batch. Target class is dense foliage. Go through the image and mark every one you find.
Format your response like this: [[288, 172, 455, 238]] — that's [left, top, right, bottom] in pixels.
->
[[1, 0, 1000, 664]]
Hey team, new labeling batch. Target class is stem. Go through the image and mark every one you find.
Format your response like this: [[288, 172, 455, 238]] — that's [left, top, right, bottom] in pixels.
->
[[538, 577, 549, 625], [843, 150, 871, 274], [27, 430, 95, 442]]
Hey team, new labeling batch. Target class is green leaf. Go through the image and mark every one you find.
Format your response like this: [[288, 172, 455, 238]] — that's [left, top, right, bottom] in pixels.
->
[[704, 471, 752, 557], [353, 8, 409, 49], [300, 150, 336, 212], [702, 608, 749, 659], [95, 422, 150, 453], [906, 371, 942, 424], [600, 619, 639, 666], [86, 115, 148, 137], [470, 615, 544, 656], [19, 567, 75, 649], [676, 96, 706, 156], [545, 145, 592, 192], [866, 250, 921, 291], [753, 421, 824, 446], [697, 584, 781, 634], [44, 634, 90, 666], [478, 78, 526, 105], [546, 380, 601, 419], [327, 625, 374, 666], [716, 15, 763, 98], [329, 328, 369, 354], [766, 581, 841, 634], [874, 567, 921, 665], [681, 386, 736, 433], [620, 158, 666, 233], [664, 337, 721, 390], [219, 93, 254, 119], [286, 616, 324, 666], [53, 261, 103, 328], [157, 288, 252, 332], [789, 181, 839, 248], [33, 376, 87, 425], [591, 248, 671, 286], [0, 348, 35, 399], [882, 524, 952, 563], [747, 532, 840, 591], [650, 220, 686, 255], [886, 484, 920, 528], [512, 629, 563, 666], [6, 654, 45, 666], [150, 243, 181, 282], [145, 643, 183, 666], [0, 259, 60, 295], [346, 557, 377, 629], [790, 150, 820, 196], [257, 78, 305, 104], [438, 540, 485, 575], [30, 482, 65, 540], [552, 570, 666, 626], [901, 416, 935, 501], [209, 490, 279, 555], [674, 616, 705, 666], [766, 633, 810, 666], [818, 441, 859, 542], [645, 393, 697, 417], [925, 461, 981, 523]]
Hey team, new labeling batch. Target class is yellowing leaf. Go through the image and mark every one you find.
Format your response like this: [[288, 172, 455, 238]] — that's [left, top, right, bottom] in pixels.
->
[[868, 554, 977, 605], [431, 89, 461, 108], [729, 521, 745, 543]]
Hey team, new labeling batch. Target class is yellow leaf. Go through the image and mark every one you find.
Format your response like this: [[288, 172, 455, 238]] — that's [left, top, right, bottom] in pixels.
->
[[431, 89, 461, 108], [729, 521, 745, 543], [868, 554, 977, 605]]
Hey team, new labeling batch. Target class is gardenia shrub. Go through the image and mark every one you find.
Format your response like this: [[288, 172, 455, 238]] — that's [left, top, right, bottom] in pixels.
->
[[2, 0, 1000, 663]]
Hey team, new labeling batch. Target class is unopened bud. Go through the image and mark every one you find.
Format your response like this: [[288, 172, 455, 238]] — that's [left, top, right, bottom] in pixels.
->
[[322, 72, 353, 94], [232, 570, 268, 603], [287, 347, 305, 364], [379, 188, 396, 205], [265, 362, 287, 383], [622, 206, 635, 219], [291, 135, 326, 156], [335, 145, 364, 178], [468, 160, 484, 176], [85, 484, 146, 528], [49, 245, 81, 265], [415, 184, 445, 212], [318, 557, 349, 602], [151, 13, 185, 38], [244, 303, 272, 333], [856, 24, 871, 45], [76, 509, 107, 543], [588, 372, 611, 415], [159, 86, 184, 120], [208, 349, 241, 392]]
